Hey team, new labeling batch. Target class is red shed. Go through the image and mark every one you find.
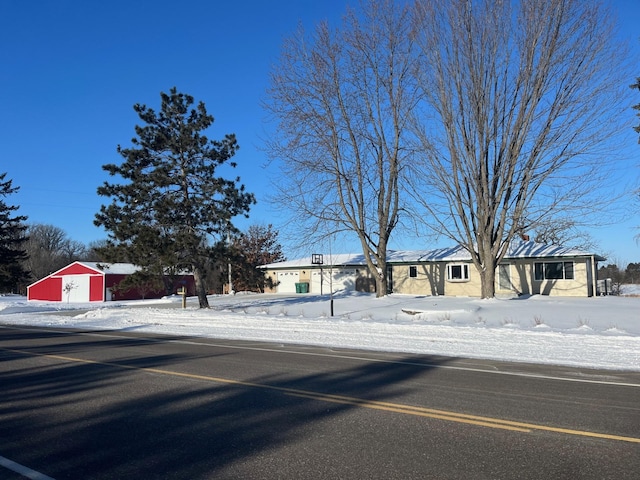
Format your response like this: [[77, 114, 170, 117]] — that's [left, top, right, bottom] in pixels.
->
[[27, 262, 195, 303]]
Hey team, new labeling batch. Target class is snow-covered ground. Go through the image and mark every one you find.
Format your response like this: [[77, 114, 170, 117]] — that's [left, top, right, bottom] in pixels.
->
[[1, 290, 639, 371]]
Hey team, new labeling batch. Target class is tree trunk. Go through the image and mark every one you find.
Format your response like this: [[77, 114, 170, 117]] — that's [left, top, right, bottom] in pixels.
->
[[479, 256, 496, 299], [192, 263, 210, 308], [375, 261, 388, 297]]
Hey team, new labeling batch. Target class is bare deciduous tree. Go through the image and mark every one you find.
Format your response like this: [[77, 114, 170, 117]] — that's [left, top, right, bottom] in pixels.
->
[[632, 77, 640, 142], [264, 0, 421, 296], [631, 77, 640, 242], [530, 217, 599, 253], [410, 0, 628, 297], [24, 224, 87, 281]]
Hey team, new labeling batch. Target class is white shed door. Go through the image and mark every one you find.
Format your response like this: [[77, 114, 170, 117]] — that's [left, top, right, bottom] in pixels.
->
[[62, 274, 90, 303], [276, 271, 300, 294]]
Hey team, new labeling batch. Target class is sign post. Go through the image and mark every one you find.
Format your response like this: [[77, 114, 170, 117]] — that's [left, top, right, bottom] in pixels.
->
[[177, 287, 187, 309]]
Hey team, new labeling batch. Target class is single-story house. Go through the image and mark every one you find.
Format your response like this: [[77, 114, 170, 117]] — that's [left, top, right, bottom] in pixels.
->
[[261, 241, 605, 297], [27, 262, 195, 303]]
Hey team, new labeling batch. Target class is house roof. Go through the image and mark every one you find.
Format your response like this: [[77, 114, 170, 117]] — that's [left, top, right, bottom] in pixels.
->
[[390, 242, 606, 263], [77, 262, 141, 275], [261, 241, 605, 269], [26, 261, 141, 289], [503, 242, 605, 260]]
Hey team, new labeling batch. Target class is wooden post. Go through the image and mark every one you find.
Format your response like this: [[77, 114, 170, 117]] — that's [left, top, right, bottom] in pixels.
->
[[178, 287, 187, 309]]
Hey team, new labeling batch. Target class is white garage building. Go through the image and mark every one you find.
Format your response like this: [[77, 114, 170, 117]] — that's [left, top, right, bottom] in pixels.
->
[[263, 254, 372, 295]]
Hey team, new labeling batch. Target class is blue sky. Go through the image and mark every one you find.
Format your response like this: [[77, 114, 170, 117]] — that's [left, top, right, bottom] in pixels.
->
[[1, 0, 639, 264]]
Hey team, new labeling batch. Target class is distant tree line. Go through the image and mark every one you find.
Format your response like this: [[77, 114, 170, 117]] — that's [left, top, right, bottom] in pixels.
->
[[0, 169, 284, 296], [24, 224, 98, 280], [598, 262, 640, 293]]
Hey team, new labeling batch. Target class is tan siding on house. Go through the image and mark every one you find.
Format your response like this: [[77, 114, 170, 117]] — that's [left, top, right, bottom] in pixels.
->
[[390, 264, 445, 295], [390, 258, 593, 297], [443, 263, 482, 297], [532, 258, 590, 296], [503, 258, 591, 296], [511, 261, 533, 295]]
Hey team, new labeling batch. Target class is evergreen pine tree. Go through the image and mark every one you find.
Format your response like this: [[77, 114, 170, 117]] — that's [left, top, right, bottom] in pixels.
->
[[0, 173, 29, 293], [95, 88, 255, 307]]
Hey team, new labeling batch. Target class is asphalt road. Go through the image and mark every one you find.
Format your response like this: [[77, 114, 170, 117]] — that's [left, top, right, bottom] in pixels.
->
[[0, 324, 639, 479]]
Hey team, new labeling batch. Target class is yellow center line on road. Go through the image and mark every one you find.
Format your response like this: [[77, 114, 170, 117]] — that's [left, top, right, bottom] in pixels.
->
[[285, 391, 531, 432], [4, 347, 640, 443], [285, 392, 640, 443]]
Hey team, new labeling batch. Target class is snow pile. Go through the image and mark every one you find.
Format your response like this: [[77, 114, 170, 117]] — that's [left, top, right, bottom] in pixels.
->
[[621, 284, 640, 296], [1, 292, 638, 371]]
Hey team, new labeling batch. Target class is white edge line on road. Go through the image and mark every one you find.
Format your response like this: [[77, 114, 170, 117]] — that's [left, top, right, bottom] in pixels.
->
[[171, 338, 640, 388], [2, 324, 639, 388], [0, 455, 56, 480]]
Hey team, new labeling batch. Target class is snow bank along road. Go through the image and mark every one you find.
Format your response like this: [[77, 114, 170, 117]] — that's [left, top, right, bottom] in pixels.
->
[[2, 292, 640, 371]]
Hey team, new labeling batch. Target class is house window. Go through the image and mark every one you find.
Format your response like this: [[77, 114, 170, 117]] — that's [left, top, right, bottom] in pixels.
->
[[534, 261, 575, 281], [447, 264, 469, 282], [409, 265, 418, 278]]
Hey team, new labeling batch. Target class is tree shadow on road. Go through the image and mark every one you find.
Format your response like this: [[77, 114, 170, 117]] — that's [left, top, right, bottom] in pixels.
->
[[0, 329, 453, 479]]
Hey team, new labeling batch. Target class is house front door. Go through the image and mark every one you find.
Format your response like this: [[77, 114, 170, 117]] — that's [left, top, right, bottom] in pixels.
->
[[498, 264, 512, 291]]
